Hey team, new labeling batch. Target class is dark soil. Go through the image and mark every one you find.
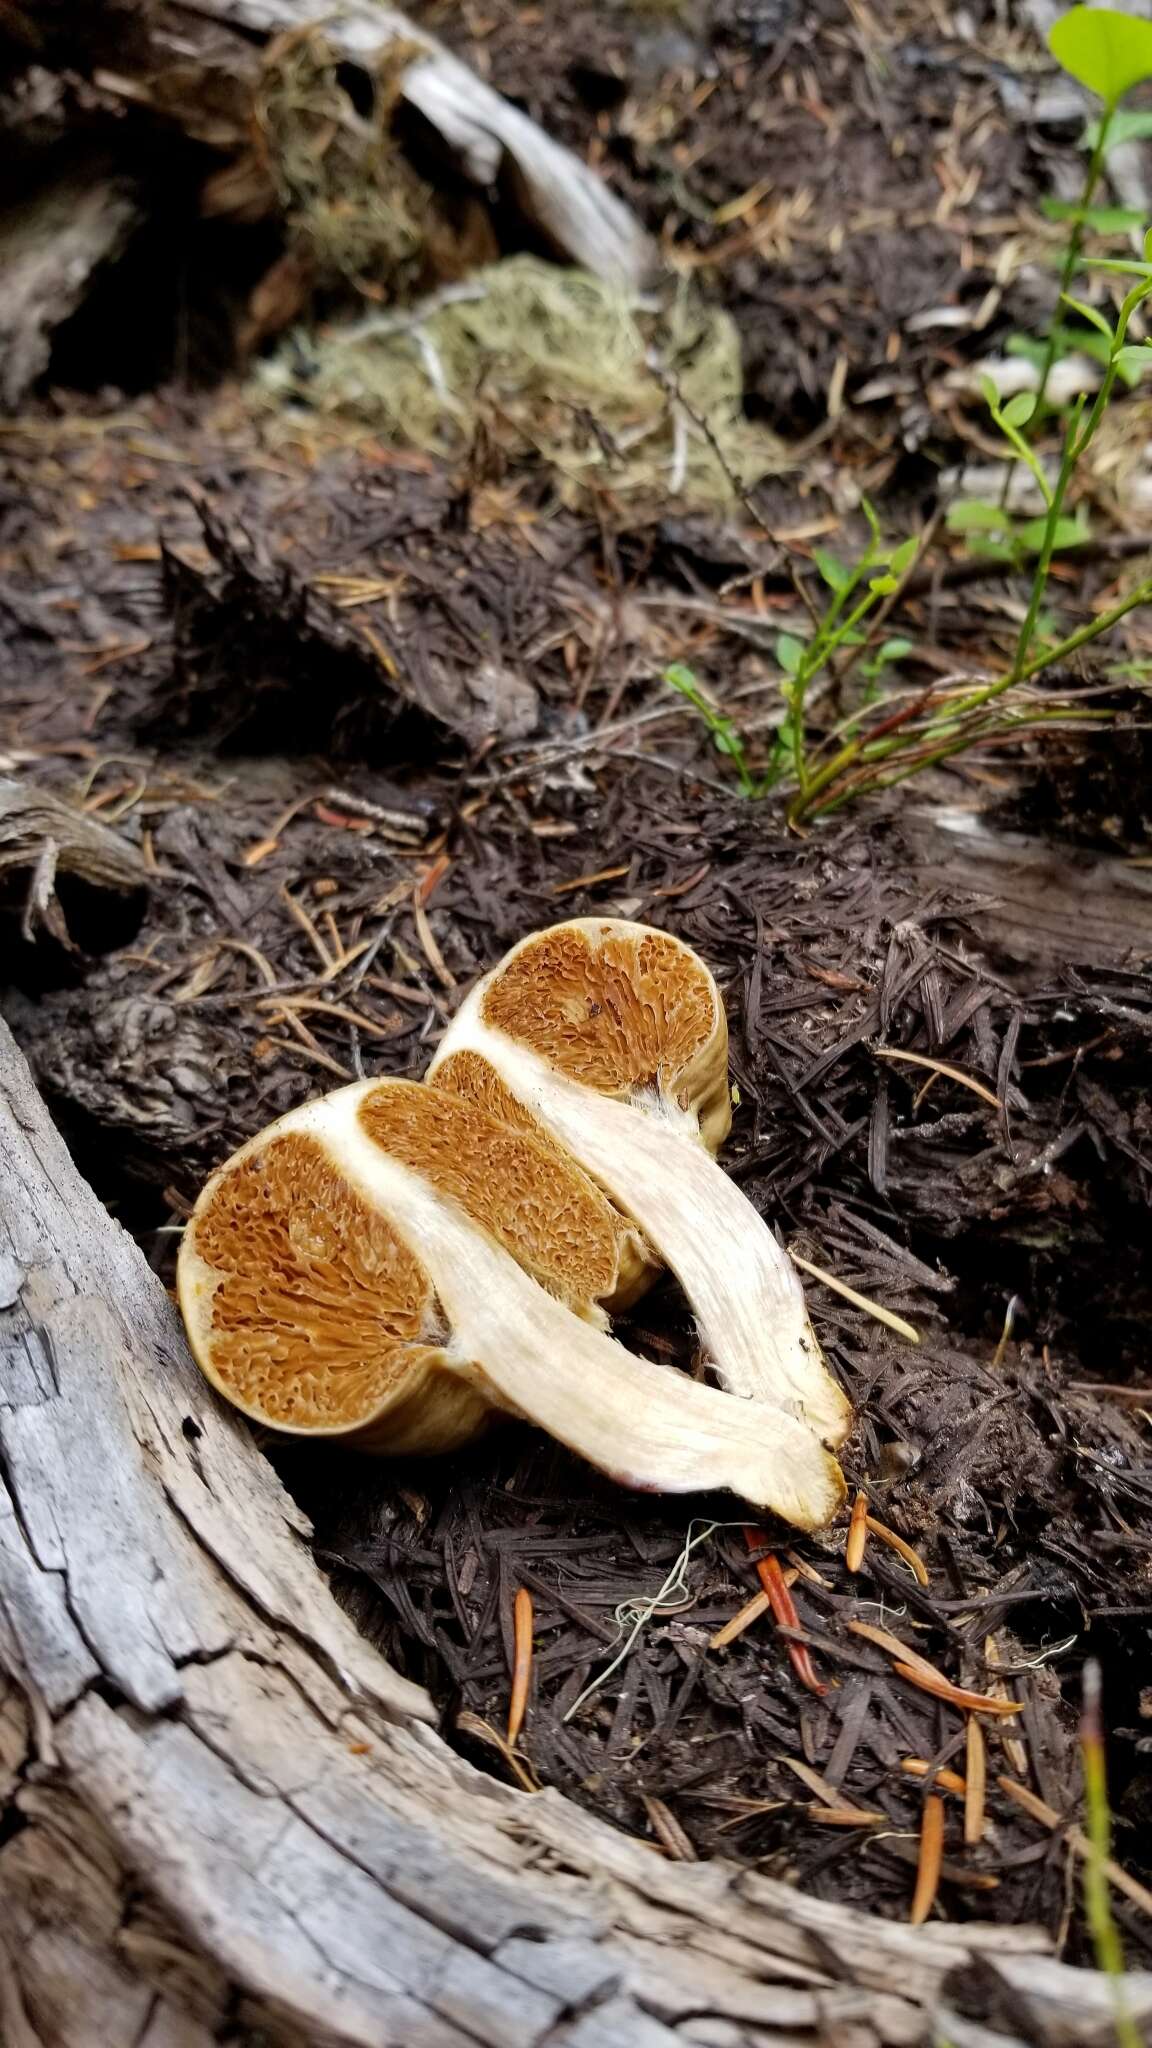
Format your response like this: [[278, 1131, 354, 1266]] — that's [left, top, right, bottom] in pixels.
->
[[3, 0, 1152, 1966]]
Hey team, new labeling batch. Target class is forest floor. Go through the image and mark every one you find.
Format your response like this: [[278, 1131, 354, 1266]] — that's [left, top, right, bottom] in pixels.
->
[[2, 0, 1152, 1959]]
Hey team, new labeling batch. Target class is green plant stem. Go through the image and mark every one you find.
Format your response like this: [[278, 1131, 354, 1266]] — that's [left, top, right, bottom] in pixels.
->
[[1009, 397, 1086, 678], [1081, 1660, 1141, 2048], [999, 106, 1114, 510]]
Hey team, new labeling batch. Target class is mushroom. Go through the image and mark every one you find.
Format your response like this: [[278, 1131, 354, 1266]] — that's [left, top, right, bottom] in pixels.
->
[[177, 1076, 846, 1529], [429, 917, 852, 1450]]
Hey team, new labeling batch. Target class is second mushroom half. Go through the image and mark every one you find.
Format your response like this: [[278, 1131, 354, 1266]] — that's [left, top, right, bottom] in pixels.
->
[[178, 1077, 847, 1530], [428, 917, 852, 1452]]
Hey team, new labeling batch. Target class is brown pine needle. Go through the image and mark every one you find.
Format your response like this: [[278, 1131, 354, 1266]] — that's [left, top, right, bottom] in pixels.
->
[[865, 1515, 930, 1587], [848, 1619, 942, 1682], [965, 1718, 987, 1846], [893, 1663, 1025, 1717], [808, 1805, 888, 1826], [845, 1491, 869, 1573], [873, 1045, 1002, 1111], [507, 1587, 533, 1749], [998, 1776, 1152, 1920], [789, 1250, 921, 1344], [709, 1589, 772, 1649], [910, 1795, 946, 1925], [849, 1622, 1024, 1713], [745, 1530, 828, 1697], [902, 1759, 968, 1796]]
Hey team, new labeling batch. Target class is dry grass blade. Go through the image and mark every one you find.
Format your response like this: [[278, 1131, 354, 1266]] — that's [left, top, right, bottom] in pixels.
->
[[790, 1250, 921, 1343], [998, 1776, 1152, 1919], [641, 1793, 697, 1861], [910, 1794, 945, 1925], [457, 1709, 540, 1794], [872, 1045, 1002, 1110], [845, 1490, 869, 1573], [985, 1633, 1028, 1774], [965, 1718, 987, 1846], [847, 1619, 941, 1682], [865, 1515, 930, 1587], [412, 896, 456, 990], [709, 1588, 771, 1648], [781, 1758, 848, 1807]]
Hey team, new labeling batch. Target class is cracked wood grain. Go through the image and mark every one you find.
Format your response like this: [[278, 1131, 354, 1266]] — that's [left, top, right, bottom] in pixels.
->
[[0, 1014, 1145, 2047]]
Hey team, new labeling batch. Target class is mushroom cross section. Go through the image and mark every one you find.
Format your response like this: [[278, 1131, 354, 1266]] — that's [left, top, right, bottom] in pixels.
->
[[429, 917, 853, 1451], [178, 1076, 846, 1530]]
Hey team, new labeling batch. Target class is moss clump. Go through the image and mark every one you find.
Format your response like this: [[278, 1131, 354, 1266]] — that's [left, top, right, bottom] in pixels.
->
[[259, 256, 778, 508]]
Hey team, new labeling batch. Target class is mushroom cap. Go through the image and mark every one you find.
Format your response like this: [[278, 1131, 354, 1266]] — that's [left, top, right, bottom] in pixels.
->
[[461, 918, 732, 1151], [178, 1076, 649, 1446]]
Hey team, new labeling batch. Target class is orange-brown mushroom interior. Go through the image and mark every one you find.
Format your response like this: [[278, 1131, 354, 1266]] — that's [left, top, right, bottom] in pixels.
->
[[479, 926, 715, 1093], [357, 1078, 630, 1311], [190, 1131, 441, 1429]]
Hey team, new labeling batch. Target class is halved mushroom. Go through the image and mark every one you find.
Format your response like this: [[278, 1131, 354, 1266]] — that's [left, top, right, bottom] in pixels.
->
[[177, 1077, 846, 1529], [429, 918, 852, 1449]]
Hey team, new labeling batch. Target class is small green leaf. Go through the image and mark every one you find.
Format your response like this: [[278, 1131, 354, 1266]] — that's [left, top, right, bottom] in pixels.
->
[[868, 572, 898, 596], [1085, 107, 1152, 149], [1015, 513, 1091, 551], [889, 536, 918, 575], [946, 498, 1009, 533], [979, 373, 1000, 409], [1041, 198, 1145, 231], [965, 535, 1019, 563], [665, 662, 704, 704], [1049, 6, 1152, 107], [877, 637, 914, 663], [775, 632, 805, 677], [1001, 391, 1036, 427], [1059, 293, 1116, 340], [1113, 342, 1152, 374], [813, 548, 850, 592]]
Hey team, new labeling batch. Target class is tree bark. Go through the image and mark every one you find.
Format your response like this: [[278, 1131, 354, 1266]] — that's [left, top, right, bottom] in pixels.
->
[[2, 1015, 1150, 2048]]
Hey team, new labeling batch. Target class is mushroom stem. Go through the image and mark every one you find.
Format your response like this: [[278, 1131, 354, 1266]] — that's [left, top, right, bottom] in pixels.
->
[[430, 1032, 852, 1447], [316, 1090, 847, 1530]]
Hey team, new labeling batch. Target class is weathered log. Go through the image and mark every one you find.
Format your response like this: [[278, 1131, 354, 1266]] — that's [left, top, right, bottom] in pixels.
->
[[3, 1014, 1150, 2046], [0, 165, 139, 408], [905, 805, 1152, 969], [47, 0, 652, 291]]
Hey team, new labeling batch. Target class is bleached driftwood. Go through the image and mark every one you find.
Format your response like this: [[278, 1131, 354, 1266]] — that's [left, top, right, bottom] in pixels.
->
[[2, 1014, 1150, 2048]]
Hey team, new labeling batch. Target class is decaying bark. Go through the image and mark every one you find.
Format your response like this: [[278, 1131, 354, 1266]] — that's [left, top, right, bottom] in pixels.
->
[[0, 776, 148, 944], [2, 1014, 1151, 2047]]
